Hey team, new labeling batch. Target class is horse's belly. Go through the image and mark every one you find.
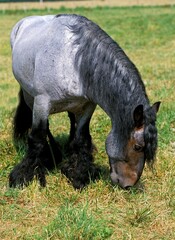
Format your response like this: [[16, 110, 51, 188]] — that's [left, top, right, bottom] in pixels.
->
[[50, 97, 89, 114]]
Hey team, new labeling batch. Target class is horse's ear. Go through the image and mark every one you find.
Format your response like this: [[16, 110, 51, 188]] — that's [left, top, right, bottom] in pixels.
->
[[152, 101, 161, 113], [133, 104, 143, 127]]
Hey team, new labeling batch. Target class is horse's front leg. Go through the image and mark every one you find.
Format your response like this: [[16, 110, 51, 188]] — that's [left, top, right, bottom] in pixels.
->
[[9, 95, 51, 188], [62, 103, 100, 189]]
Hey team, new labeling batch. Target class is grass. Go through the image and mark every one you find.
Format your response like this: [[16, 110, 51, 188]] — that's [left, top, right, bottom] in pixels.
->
[[34, 202, 113, 240], [0, 5, 175, 240]]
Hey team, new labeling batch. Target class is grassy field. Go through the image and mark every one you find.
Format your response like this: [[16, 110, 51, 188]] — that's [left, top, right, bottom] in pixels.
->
[[0, 5, 175, 240], [1, 0, 175, 10]]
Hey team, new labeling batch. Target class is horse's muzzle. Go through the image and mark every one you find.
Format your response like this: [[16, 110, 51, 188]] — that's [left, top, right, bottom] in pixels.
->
[[110, 162, 141, 189]]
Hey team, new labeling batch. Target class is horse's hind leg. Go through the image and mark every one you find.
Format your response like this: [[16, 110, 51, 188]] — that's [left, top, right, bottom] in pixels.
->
[[46, 125, 62, 169], [62, 103, 99, 189], [68, 111, 76, 143], [68, 111, 96, 153], [9, 95, 61, 188]]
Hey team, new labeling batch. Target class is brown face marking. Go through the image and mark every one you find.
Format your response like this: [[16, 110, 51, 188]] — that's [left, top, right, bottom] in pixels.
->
[[126, 126, 145, 164], [110, 126, 145, 188], [124, 126, 145, 173]]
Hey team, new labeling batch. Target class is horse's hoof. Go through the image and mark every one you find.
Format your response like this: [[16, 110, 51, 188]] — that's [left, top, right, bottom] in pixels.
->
[[9, 170, 27, 188], [9, 163, 32, 188], [9, 160, 47, 188]]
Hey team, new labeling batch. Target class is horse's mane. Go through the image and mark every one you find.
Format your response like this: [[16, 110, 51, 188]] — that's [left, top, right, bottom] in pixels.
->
[[144, 107, 158, 165], [68, 15, 147, 106], [63, 14, 157, 164]]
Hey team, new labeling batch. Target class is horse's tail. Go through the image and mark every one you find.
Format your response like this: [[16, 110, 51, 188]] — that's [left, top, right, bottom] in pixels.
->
[[13, 88, 32, 148]]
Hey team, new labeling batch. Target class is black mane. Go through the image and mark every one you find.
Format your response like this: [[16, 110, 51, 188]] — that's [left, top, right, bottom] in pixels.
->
[[144, 107, 158, 164], [71, 16, 148, 109]]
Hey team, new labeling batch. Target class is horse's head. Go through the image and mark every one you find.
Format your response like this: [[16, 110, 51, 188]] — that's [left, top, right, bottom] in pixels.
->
[[106, 102, 161, 189]]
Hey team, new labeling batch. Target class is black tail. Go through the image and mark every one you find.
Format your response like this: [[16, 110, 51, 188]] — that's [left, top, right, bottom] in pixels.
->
[[13, 88, 32, 147]]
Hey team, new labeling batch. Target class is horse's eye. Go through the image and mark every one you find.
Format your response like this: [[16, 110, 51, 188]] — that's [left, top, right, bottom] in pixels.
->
[[133, 144, 143, 152]]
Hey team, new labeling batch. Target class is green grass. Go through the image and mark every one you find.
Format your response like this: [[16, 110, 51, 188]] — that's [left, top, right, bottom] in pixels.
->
[[0, 5, 175, 240], [34, 202, 113, 240]]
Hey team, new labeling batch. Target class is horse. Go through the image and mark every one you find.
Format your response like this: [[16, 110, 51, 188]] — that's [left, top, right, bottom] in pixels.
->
[[9, 14, 160, 190]]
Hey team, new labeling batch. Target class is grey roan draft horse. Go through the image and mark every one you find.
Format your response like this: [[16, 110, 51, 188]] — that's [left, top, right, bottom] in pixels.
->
[[9, 14, 160, 189]]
